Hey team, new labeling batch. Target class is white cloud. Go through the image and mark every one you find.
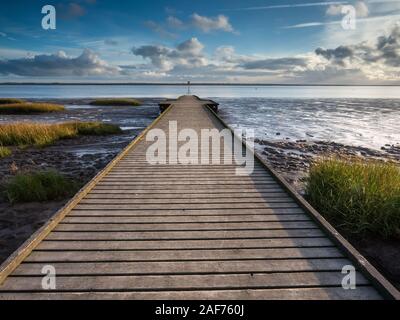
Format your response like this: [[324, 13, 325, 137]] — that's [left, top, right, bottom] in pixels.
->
[[0, 49, 121, 76], [285, 13, 400, 29], [321, 0, 400, 48], [145, 13, 236, 38], [3, 20, 400, 84], [167, 16, 184, 28], [144, 20, 177, 39], [191, 13, 235, 33], [326, 1, 369, 17], [316, 24, 400, 80], [228, 1, 348, 11], [326, 4, 343, 16], [104, 39, 118, 46], [356, 1, 370, 17], [132, 38, 208, 71]]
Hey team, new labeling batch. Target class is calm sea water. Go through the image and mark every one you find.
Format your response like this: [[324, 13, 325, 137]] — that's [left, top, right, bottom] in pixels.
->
[[1, 84, 400, 99], [0, 85, 399, 150]]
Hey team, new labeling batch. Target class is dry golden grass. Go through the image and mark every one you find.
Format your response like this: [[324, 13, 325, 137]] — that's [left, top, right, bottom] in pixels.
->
[[0, 98, 25, 105], [90, 98, 141, 106], [0, 102, 65, 114], [0, 122, 122, 147]]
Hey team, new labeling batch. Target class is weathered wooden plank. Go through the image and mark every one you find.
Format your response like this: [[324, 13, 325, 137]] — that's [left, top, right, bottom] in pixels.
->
[[109, 170, 269, 174], [25, 247, 344, 262], [12, 258, 351, 276], [100, 177, 276, 182], [79, 197, 294, 204], [0, 272, 368, 291], [0, 287, 382, 300], [55, 221, 318, 231], [63, 215, 311, 224], [36, 238, 334, 251], [71, 207, 305, 216], [69, 211, 303, 217], [92, 186, 285, 192], [85, 191, 288, 199], [47, 229, 325, 241], [74, 202, 299, 210], [96, 181, 279, 185], [105, 172, 271, 177]]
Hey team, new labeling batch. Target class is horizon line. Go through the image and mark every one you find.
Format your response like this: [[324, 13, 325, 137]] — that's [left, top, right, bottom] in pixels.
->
[[0, 82, 400, 86]]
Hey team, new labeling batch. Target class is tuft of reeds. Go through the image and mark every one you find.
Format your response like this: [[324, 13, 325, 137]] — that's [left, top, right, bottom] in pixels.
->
[[72, 121, 123, 135], [0, 146, 11, 158], [0, 122, 122, 147], [0, 98, 25, 105], [90, 98, 141, 106], [5, 170, 79, 203], [306, 158, 400, 238], [0, 103, 65, 114]]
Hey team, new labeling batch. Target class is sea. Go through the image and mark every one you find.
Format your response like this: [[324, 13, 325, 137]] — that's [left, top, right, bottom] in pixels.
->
[[0, 84, 399, 151]]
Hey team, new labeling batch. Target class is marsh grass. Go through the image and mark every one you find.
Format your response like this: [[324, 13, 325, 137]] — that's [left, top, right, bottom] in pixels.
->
[[5, 170, 79, 203], [0, 146, 11, 158], [90, 98, 141, 106], [73, 121, 123, 135], [0, 98, 25, 105], [0, 103, 65, 114], [0, 122, 122, 147], [306, 158, 400, 238]]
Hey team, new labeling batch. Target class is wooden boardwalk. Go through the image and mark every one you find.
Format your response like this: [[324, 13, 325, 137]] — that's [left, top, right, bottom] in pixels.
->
[[0, 95, 398, 300]]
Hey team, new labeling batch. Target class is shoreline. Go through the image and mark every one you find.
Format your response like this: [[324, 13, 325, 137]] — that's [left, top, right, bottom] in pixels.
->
[[2, 83, 400, 87]]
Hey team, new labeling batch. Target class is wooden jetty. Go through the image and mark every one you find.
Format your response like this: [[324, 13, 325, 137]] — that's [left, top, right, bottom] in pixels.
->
[[0, 95, 398, 300]]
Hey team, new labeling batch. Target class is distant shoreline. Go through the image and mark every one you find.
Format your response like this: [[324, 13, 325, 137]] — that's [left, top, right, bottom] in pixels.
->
[[1, 83, 400, 86]]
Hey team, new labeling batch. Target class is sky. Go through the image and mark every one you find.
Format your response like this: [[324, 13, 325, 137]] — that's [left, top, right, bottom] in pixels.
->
[[0, 0, 400, 84]]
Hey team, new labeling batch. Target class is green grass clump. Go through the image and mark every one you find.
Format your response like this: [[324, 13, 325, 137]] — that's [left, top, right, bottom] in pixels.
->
[[0, 146, 11, 158], [305, 158, 400, 238], [0, 103, 64, 114], [71, 121, 123, 135], [5, 170, 79, 203], [0, 98, 25, 105], [0, 122, 122, 147], [90, 98, 141, 106]]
